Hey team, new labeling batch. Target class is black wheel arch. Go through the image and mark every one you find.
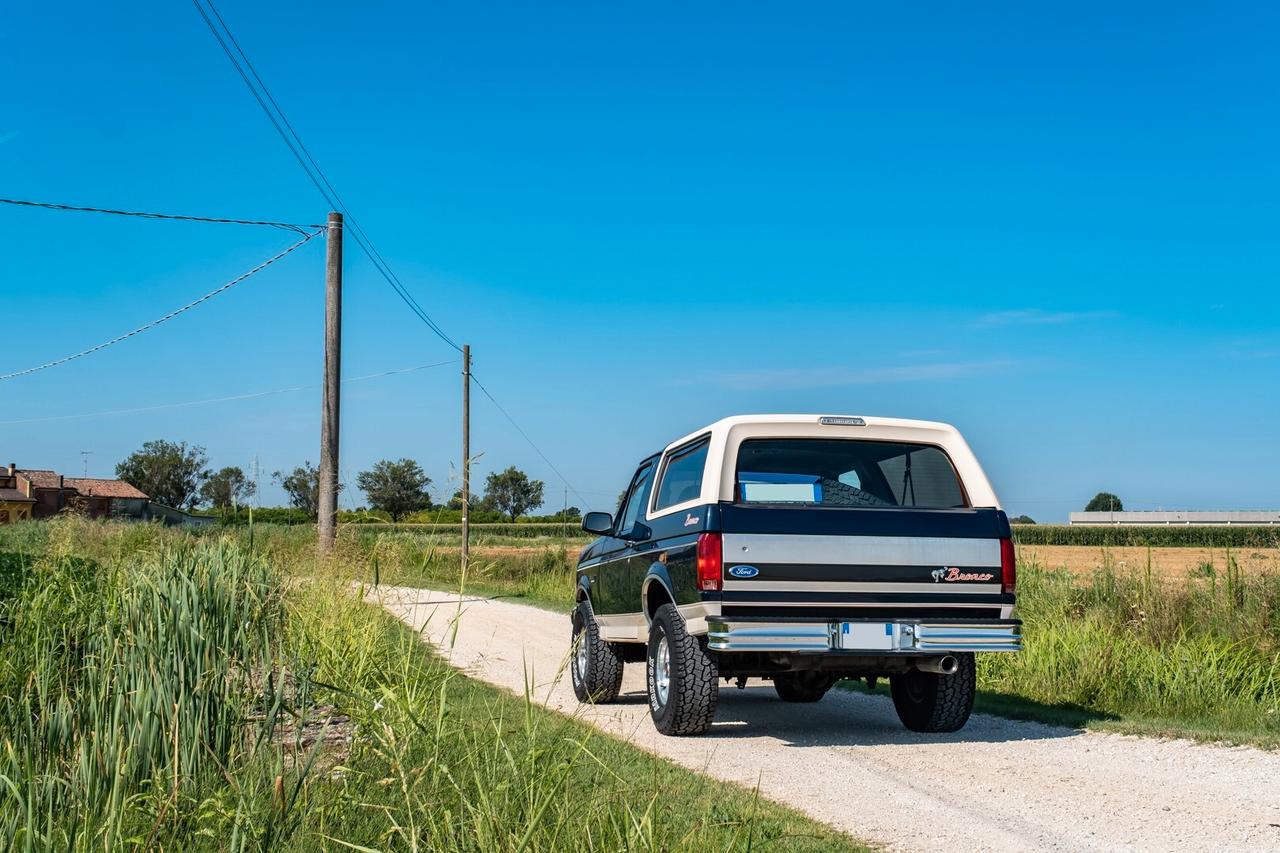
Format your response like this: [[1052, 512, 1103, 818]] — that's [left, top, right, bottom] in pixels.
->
[[642, 570, 676, 624]]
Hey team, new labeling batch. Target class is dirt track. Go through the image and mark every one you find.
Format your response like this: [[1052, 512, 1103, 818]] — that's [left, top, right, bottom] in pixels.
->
[[372, 586, 1280, 853]]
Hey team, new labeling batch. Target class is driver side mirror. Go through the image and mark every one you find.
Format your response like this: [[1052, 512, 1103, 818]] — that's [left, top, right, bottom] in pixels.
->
[[581, 511, 613, 536]]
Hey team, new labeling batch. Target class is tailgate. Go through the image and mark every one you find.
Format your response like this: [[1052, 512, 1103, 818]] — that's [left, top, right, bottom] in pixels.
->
[[715, 504, 1013, 620]]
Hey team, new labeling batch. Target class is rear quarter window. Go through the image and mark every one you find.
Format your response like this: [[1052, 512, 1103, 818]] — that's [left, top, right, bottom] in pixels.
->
[[653, 437, 710, 511], [735, 438, 967, 509]]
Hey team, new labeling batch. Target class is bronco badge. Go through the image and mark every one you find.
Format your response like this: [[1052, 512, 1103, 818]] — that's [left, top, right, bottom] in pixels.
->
[[932, 567, 995, 582]]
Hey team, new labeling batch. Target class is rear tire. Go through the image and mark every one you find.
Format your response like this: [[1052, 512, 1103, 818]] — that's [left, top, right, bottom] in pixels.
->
[[570, 601, 623, 703], [773, 671, 836, 702], [646, 603, 718, 735], [890, 653, 976, 732]]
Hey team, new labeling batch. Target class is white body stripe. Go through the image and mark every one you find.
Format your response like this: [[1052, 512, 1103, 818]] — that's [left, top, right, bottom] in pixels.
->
[[722, 600, 997, 609], [722, 580, 1001, 594], [722, 533, 999, 568]]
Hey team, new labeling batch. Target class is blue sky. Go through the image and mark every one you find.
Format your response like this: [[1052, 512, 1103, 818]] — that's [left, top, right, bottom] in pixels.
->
[[2, 1, 1277, 521]]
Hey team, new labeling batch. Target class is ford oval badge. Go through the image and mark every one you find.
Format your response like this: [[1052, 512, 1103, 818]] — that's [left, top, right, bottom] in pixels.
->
[[728, 565, 759, 579]]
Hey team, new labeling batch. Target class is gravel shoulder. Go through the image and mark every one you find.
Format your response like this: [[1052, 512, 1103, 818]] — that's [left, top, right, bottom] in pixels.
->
[[371, 585, 1280, 853]]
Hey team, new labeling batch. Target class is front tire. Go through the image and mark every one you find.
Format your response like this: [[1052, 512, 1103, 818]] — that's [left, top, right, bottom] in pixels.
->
[[773, 671, 836, 702], [571, 601, 623, 703], [890, 653, 976, 732], [646, 603, 718, 735]]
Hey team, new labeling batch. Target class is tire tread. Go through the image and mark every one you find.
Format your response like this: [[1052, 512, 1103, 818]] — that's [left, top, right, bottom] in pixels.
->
[[572, 601, 623, 703], [649, 603, 718, 735]]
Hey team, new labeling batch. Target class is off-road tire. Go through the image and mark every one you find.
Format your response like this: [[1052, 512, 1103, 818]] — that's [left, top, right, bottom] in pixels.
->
[[890, 653, 976, 732], [773, 671, 836, 702], [646, 603, 718, 735], [570, 601, 623, 703]]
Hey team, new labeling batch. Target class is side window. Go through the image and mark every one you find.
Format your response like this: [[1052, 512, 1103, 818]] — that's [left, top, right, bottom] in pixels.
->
[[653, 437, 710, 512], [617, 461, 657, 535]]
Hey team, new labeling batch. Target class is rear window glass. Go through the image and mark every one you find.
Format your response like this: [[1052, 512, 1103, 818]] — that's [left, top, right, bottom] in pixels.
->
[[736, 439, 967, 508], [654, 438, 710, 510]]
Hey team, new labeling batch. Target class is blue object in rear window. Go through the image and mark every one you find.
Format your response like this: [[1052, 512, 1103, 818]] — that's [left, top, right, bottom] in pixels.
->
[[739, 472, 823, 503]]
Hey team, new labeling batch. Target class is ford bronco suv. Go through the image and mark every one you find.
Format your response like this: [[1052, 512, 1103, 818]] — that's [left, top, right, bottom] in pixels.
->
[[570, 414, 1020, 736]]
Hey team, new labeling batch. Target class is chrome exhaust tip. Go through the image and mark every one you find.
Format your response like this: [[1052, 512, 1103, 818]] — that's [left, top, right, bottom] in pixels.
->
[[916, 655, 959, 676]]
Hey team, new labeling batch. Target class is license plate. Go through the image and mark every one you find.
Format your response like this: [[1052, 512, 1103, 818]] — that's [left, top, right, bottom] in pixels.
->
[[837, 622, 896, 651]]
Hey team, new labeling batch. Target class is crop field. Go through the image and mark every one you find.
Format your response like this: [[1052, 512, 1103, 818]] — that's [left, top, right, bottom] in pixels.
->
[[0, 520, 863, 852], [1019, 543, 1280, 581]]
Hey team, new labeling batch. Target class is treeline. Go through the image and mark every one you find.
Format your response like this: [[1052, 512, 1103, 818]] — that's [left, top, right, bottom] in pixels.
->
[[113, 439, 569, 522], [201, 510, 583, 529]]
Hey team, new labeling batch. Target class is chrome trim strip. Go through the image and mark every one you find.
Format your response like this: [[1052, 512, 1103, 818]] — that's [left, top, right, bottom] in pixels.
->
[[914, 642, 1020, 652], [706, 617, 1021, 653], [722, 533, 999, 568], [593, 612, 646, 642], [677, 600, 716, 636], [707, 620, 833, 652], [594, 602, 720, 642], [722, 600, 999, 608]]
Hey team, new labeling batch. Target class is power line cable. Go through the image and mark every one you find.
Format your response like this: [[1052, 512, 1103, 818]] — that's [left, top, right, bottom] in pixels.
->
[[470, 372, 589, 507], [0, 360, 457, 425], [190, 0, 461, 352], [0, 197, 322, 233], [0, 228, 322, 382], [191, 2, 594, 511]]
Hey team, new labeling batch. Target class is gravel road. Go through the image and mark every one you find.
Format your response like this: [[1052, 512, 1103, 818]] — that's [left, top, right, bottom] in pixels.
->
[[371, 586, 1280, 852]]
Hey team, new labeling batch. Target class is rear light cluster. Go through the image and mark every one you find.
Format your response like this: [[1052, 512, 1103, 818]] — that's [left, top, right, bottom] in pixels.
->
[[1000, 537, 1017, 595], [696, 532, 722, 592]]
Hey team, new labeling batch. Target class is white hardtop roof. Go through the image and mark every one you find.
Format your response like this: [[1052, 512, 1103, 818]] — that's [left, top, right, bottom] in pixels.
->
[[667, 414, 962, 448], [651, 414, 1000, 512]]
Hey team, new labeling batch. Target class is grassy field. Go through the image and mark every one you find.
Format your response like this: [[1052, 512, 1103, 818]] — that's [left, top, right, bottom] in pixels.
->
[[4, 517, 1278, 850], [976, 551, 1280, 746], [215, 522, 1280, 750], [0, 519, 865, 852]]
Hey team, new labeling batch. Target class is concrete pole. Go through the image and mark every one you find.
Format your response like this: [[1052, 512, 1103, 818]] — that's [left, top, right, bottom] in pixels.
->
[[318, 212, 343, 553], [461, 344, 471, 574]]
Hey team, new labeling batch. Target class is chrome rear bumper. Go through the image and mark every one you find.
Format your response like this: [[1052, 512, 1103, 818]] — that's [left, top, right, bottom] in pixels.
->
[[705, 617, 1021, 654]]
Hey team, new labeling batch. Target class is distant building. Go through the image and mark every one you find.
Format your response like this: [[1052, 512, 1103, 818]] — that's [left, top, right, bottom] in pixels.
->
[[0, 462, 149, 524], [14, 469, 80, 516], [0, 466, 35, 523], [64, 477, 150, 519], [1070, 510, 1280, 526]]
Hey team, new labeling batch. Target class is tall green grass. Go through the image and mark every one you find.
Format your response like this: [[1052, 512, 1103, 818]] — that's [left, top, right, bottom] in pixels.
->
[[978, 556, 1280, 744], [0, 535, 288, 850], [0, 519, 864, 851]]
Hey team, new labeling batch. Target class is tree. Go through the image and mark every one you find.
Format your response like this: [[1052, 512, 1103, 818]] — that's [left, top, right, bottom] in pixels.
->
[[549, 506, 581, 522], [483, 466, 545, 521], [273, 462, 340, 519], [1010, 514, 1036, 525], [200, 466, 256, 511], [1085, 492, 1124, 513], [116, 440, 209, 509], [356, 458, 432, 521]]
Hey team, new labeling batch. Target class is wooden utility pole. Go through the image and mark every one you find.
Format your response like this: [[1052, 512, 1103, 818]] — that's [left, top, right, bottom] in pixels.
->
[[461, 344, 471, 574], [318, 211, 343, 553]]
